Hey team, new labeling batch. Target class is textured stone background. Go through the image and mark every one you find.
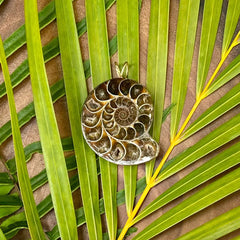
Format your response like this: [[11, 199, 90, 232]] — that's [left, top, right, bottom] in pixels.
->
[[0, 0, 240, 239]]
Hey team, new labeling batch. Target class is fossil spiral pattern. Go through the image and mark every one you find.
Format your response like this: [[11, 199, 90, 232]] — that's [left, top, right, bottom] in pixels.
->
[[81, 78, 159, 165]]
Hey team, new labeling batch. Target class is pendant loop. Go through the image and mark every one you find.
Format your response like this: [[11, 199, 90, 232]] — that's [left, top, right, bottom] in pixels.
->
[[115, 62, 129, 79]]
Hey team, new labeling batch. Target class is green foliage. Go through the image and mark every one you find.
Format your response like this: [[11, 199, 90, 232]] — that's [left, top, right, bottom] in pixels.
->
[[177, 205, 240, 240], [103, 228, 137, 240], [196, 0, 223, 97], [0, 35, 45, 239], [170, 0, 200, 140], [6, 137, 73, 174], [55, 0, 102, 238], [133, 141, 240, 224], [145, 0, 170, 181], [0, 173, 14, 195], [157, 113, 240, 183], [0, 228, 7, 240], [133, 166, 240, 239], [222, 0, 240, 56], [24, 0, 78, 238], [0, 80, 65, 144], [86, 0, 118, 239], [182, 82, 240, 140], [0, 34, 117, 145], [205, 54, 240, 96], [1, 174, 80, 239], [117, 0, 139, 217], [0, 0, 239, 239], [0, 194, 22, 218], [3, 0, 57, 58], [0, 0, 116, 99]]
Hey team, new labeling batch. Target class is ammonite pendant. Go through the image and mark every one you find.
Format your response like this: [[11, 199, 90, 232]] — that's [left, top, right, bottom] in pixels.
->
[[81, 64, 159, 165]]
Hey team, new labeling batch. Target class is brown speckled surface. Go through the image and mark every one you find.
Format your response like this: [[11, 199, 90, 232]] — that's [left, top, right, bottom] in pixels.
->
[[0, 0, 240, 239]]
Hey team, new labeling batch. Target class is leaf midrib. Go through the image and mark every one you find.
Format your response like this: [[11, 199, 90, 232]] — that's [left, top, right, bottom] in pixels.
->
[[161, 117, 240, 180]]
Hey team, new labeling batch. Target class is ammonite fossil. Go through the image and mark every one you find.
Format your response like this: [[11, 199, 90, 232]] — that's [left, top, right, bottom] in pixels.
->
[[81, 66, 159, 165]]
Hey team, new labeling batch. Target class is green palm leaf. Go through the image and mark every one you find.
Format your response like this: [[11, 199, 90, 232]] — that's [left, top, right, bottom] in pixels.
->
[[156, 113, 240, 184], [0, 228, 7, 240], [0, 194, 22, 219], [1, 173, 80, 239], [86, 0, 117, 238], [0, 0, 116, 99], [0, 80, 65, 144], [196, 0, 223, 97], [181, 82, 240, 141], [0, 35, 118, 145], [170, 0, 200, 140], [104, 228, 137, 240], [0, 173, 14, 195], [24, 0, 78, 238], [6, 137, 73, 174], [0, 35, 45, 239], [133, 141, 240, 224], [3, 0, 57, 58], [145, 0, 170, 182], [133, 166, 240, 239], [177, 205, 240, 240], [0, 1, 240, 239], [30, 155, 77, 191], [117, 0, 139, 217], [54, 0, 102, 238], [222, 0, 240, 56], [205, 54, 240, 96]]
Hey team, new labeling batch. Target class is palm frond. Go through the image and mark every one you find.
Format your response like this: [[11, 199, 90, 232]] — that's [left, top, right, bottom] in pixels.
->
[[0, 173, 14, 195], [222, 0, 240, 56], [0, 35, 45, 239], [55, 0, 102, 238], [177, 205, 240, 240], [3, 0, 57, 58], [133, 141, 240, 224], [0, 194, 22, 219], [24, 0, 78, 238], [117, 0, 139, 217], [156, 113, 240, 183], [133, 166, 240, 239], [170, 0, 200, 139], [86, 0, 117, 238], [181, 82, 240, 140], [196, 0, 223, 97], [145, 0, 170, 182], [0, 0, 116, 99], [0, 228, 7, 240], [205, 53, 240, 96], [1, 173, 80, 239], [0, 34, 118, 144], [0, 0, 239, 239]]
